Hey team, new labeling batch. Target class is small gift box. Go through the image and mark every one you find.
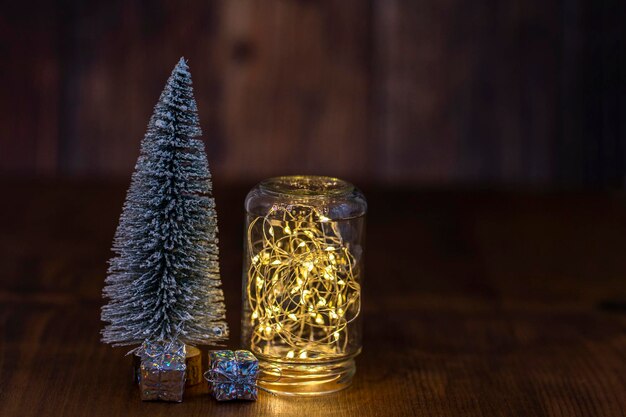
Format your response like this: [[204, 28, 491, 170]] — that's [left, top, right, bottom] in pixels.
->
[[139, 339, 186, 402], [207, 350, 259, 401], [133, 345, 202, 386]]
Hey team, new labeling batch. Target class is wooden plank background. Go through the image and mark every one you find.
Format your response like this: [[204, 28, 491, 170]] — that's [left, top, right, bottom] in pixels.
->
[[0, 0, 624, 185]]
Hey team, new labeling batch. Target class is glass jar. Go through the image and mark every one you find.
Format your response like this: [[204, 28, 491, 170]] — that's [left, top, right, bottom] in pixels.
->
[[241, 175, 367, 395]]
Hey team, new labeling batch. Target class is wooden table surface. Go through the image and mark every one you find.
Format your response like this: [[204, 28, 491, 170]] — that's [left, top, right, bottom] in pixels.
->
[[1, 180, 625, 417]]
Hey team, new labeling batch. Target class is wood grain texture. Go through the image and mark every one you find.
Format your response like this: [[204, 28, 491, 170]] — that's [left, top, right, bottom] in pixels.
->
[[373, 0, 560, 183], [0, 180, 625, 416], [0, 1, 623, 185]]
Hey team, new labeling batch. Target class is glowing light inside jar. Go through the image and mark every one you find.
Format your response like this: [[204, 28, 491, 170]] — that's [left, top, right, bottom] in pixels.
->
[[246, 205, 361, 361]]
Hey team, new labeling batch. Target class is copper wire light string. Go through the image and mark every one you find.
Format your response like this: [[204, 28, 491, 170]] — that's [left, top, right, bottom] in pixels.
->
[[246, 205, 361, 360]]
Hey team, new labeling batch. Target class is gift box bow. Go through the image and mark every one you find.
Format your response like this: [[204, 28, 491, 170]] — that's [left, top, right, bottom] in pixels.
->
[[138, 339, 187, 371]]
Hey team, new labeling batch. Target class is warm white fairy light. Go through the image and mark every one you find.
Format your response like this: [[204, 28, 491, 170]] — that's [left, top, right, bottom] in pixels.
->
[[246, 204, 361, 361]]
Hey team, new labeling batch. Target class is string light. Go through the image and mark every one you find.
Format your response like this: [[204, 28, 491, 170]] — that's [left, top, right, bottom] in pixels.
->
[[245, 204, 361, 361]]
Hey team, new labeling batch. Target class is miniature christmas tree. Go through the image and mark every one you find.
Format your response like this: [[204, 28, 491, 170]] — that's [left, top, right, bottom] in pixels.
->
[[101, 57, 228, 347]]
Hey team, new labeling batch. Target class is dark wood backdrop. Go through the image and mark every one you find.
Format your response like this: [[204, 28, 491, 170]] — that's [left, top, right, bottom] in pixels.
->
[[0, 0, 624, 185]]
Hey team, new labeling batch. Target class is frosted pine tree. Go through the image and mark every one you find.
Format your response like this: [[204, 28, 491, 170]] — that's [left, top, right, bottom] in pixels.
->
[[101, 57, 228, 347]]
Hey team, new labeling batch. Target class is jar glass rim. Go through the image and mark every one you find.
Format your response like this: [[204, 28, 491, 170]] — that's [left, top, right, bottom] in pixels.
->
[[259, 175, 354, 197]]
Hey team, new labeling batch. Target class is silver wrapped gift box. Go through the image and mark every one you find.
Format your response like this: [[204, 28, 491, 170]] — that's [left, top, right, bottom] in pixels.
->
[[139, 340, 186, 402], [207, 350, 259, 401]]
